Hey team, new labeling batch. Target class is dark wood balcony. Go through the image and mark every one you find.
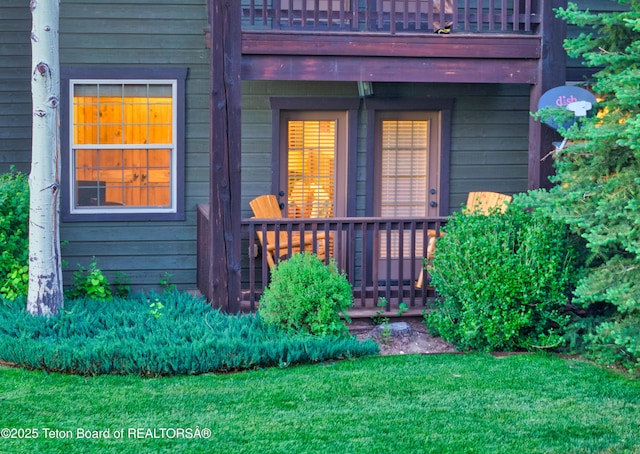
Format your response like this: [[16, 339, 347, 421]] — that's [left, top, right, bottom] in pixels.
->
[[235, 0, 546, 84], [243, 0, 539, 34], [197, 204, 447, 316]]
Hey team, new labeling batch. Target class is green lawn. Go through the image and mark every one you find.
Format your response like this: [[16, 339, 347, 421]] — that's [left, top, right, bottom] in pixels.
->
[[1, 353, 638, 453]]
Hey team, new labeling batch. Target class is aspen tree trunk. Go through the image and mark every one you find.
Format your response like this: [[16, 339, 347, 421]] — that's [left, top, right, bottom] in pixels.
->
[[27, 0, 63, 316]]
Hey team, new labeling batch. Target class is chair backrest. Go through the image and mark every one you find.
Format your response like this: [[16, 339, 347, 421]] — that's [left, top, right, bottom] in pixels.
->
[[465, 191, 512, 215], [249, 195, 287, 268], [249, 194, 283, 219]]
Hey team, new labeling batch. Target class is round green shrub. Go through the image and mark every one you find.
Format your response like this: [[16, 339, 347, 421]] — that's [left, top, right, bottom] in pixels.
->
[[259, 252, 353, 336], [0, 169, 29, 302], [425, 200, 581, 352]]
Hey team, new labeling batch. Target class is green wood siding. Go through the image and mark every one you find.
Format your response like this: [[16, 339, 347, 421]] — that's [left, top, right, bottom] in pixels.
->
[[0, 0, 210, 293], [0, 2, 32, 174], [57, 0, 210, 293]]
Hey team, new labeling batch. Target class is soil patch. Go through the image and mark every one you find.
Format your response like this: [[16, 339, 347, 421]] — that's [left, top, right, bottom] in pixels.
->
[[349, 318, 456, 356]]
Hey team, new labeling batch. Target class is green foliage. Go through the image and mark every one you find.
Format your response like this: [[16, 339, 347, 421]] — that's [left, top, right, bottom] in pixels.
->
[[112, 272, 131, 298], [0, 168, 29, 302], [259, 252, 354, 336], [66, 260, 113, 301], [159, 272, 176, 291], [1, 264, 28, 303], [0, 291, 377, 376], [371, 297, 389, 325], [527, 1, 640, 372], [425, 203, 580, 352], [148, 297, 165, 319]]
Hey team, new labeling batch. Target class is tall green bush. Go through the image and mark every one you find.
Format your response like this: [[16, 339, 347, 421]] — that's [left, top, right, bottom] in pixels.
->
[[425, 202, 580, 351], [259, 252, 353, 336], [527, 1, 640, 372], [0, 169, 29, 302]]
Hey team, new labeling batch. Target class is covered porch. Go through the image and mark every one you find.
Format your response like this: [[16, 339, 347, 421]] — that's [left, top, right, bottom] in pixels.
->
[[203, 0, 567, 312]]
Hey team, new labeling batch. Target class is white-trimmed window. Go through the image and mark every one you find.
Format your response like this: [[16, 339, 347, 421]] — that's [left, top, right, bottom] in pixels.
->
[[61, 68, 186, 221]]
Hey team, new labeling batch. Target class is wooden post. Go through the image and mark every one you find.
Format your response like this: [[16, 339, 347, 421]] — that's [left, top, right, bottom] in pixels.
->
[[208, 0, 241, 312], [528, 0, 566, 190]]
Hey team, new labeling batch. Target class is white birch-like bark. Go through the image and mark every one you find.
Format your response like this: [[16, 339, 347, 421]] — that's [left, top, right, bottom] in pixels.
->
[[27, 0, 63, 315]]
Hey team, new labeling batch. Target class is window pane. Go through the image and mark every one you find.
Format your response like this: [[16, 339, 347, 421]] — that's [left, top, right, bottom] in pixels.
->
[[74, 149, 171, 208], [71, 81, 174, 211], [287, 120, 336, 218], [380, 119, 429, 258], [380, 120, 428, 217], [73, 83, 172, 146]]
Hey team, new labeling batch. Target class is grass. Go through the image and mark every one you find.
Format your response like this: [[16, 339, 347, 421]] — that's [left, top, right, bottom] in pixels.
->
[[1, 353, 638, 453]]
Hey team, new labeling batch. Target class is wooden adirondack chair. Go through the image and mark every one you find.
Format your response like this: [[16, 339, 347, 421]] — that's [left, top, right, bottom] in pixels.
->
[[464, 191, 512, 215], [249, 194, 329, 268], [415, 191, 513, 288]]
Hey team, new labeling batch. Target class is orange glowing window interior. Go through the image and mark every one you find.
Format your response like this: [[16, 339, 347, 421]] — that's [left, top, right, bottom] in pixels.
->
[[71, 83, 174, 209], [286, 120, 336, 218]]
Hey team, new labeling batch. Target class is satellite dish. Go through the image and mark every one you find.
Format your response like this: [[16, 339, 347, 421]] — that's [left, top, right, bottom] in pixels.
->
[[537, 86, 597, 130]]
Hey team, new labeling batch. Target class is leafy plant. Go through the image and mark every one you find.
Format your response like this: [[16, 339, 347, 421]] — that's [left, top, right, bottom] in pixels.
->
[[0, 168, 29, 302], [379, 324, 391, 345], [113, 272, 131, 298], [259, 252, 354, 336], [425, 202, 581, 352], [371, 297, 389, 326], [159, 272, 176, 291], [1, 264, 28, 303], [66, 260, 113, 301], [397, 302, 409, 317], [148, 297, 165, 320], [526, 0, 640, 372]]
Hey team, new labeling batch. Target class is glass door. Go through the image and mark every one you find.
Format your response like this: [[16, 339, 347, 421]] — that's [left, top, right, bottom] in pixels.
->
[[376, 111, 441, 282], [280, 111, 348, 219]]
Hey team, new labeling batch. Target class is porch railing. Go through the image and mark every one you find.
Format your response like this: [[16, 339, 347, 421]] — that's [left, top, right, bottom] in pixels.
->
[[242, 0, 539, 34], [240, 216, 447, 314], [197, 204, 447, 314]]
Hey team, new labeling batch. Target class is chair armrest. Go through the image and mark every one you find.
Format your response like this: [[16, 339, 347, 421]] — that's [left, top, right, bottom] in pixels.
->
[[266, 240, 300, 252], [266, 232, 329, 252]]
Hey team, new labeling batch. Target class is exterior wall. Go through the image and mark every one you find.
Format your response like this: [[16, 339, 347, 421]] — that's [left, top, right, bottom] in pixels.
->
[[0, 1, 32, 174], [5, 0, 595, 296], [58, 0, 210, 293], [241, 80, 530, 218], [0, 0, 210, 293]]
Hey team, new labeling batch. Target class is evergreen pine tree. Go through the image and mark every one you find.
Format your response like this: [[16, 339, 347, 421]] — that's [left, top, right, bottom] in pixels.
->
[[530, 0, 639, 371]]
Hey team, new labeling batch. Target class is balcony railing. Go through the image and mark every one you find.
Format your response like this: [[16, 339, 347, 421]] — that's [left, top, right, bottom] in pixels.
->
[[197, 205, 447, 315], [242, 0, 539, 34]]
